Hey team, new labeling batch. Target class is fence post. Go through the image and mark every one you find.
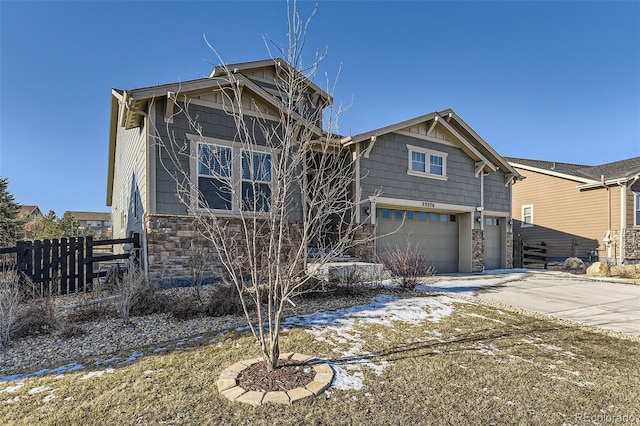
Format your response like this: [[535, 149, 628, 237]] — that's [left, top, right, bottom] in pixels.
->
[[77, 237, 85, 292], [85, 236, 94, 287], [33, 240, 43, 296], [60, 238, 68, 294], [42, 239, 51, 293], [69, 237, 77, 294]]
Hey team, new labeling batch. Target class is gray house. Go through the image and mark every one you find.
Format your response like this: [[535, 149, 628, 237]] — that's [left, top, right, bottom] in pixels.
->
[[346, 110, 521, 273], [107, 59, 520, 282]]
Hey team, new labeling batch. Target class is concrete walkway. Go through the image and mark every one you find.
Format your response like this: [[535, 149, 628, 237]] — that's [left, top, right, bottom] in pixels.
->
[[433, 271, 640, 335]]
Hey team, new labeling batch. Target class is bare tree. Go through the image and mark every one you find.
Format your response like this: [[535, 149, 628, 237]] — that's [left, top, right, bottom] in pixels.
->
[[154, 2, 374, 370]]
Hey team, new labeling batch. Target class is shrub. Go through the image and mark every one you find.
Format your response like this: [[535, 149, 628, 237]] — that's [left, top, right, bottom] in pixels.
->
[[205, 284, 245, 317], [169, 292, 203, 320], [114, 258, 147, 325], [382, 242, 436, 289], [0, 269, 20, 348], [10, 274, 61, 340]]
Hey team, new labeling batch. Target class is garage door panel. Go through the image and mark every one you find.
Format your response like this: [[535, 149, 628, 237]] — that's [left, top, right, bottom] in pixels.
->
[[376, 209, 459, 273]]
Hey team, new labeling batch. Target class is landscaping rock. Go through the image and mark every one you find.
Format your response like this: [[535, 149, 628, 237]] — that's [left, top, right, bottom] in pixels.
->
[[586, 262, 608, 277], [564, 257, 585, 270]]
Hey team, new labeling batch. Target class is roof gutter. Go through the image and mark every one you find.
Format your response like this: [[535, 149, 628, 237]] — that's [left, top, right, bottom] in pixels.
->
[[577, 174, 639, 191]]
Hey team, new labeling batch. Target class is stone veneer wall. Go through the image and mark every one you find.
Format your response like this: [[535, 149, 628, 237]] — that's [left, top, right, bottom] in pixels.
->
[[506, 231, 514, 269], [353, 224, 375, 262], [144, 214, 220, 285], [144, 214, 374, 285], [472, 229, 484, 272], [623, 229, 640, 264]]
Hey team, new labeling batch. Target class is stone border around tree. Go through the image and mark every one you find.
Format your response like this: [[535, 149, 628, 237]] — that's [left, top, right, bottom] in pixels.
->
[[216, 353, 334, 406]]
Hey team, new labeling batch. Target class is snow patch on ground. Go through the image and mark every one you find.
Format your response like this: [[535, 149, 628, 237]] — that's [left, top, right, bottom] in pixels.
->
[[283, 294, 455, 391]]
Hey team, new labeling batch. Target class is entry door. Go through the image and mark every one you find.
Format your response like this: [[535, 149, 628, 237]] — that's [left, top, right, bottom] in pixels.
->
[[484, 217, 502, 270]]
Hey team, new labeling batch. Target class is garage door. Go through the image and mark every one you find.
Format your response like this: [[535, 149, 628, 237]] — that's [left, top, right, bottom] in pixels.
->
[[376, 208, 459, 273], [484, 217, 502, 270]]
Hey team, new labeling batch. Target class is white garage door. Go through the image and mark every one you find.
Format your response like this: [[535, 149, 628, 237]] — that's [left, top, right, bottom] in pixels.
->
[[484, 217, 502, 270], [376, 208, 459, 273]]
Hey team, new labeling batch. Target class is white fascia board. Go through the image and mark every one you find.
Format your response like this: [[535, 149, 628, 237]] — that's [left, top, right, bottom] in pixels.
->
[[577, 175, 640, 191], [370, 196, 476, 213], [350, 112, 439, 145], [129, 77, 230, 101], [510, 162, 596, 184]]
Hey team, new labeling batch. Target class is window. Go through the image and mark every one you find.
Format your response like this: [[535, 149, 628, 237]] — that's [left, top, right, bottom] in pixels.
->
[[407, 145, 448, 179], [378, 209, 392, 219], [636, 194, 640, 226], [405, 211, 415, 220], [394, 210, 404, 220], [429, 213, 438, 222], [241, 150, 272, 212], [198, 143, 232, 210], [86, 220, 102, 228], [485, 218, 499, 226], [417, 212, 427, 221], [411, 151, 426, 173], [522, 205, 533, 227]]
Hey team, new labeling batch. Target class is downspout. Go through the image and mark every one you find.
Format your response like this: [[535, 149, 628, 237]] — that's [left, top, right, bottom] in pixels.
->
[[480, 172, 485, 230], [354, 143, 361, 224], [619, 183, 627, 264]]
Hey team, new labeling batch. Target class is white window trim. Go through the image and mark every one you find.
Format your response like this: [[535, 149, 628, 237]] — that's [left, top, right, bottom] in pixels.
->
[[196, 142, 234, 212], [406, 144, 448, 181], [521, 204, 534, 227]]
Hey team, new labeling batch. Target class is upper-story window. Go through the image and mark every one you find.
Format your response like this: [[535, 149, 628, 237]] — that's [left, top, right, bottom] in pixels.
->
[[407, 145, 448, 180], [522, 204, 534, 227], [198, 143, 232, 210]]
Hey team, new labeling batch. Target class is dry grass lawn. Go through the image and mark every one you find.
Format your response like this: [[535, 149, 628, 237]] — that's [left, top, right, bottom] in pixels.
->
[[1, 296, 639, 425]]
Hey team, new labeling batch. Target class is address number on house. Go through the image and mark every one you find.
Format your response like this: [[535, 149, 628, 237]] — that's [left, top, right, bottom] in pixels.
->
[[421, 202, 435, 208]]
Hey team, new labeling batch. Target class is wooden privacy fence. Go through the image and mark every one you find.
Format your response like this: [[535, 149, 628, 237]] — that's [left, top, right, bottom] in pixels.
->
[[513, 239, 548, 269], [0, 234, 140, 296]]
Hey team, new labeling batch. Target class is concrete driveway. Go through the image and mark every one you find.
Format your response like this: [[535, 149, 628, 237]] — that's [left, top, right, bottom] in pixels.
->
[[432, 271, 640, 335]]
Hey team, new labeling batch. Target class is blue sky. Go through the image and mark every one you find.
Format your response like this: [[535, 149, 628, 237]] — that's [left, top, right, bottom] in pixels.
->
[[1, 1, 639, 215]]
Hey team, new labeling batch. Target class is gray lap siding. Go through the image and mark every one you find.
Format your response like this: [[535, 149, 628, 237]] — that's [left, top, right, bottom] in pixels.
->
[[360, 133, 481, 208]]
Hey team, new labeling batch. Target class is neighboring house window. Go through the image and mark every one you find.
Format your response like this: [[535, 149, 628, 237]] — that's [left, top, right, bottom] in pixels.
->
[[407, 145, 448, 180], [198, 143, 232, 210], [86, 221, 102, 228], [104, 221, 111, 227], [522, 205, 533, 227], [241, 150, 272, 212], [636, 194, 640, 226]]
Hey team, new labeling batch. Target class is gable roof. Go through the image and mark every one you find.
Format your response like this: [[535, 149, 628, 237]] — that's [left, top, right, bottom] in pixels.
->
[[345, 109, 521, 181], [507, 156, 640, 188], [67, 211, 111, 222], [19, 205, 42, 217], [107, 58, 329, 206]]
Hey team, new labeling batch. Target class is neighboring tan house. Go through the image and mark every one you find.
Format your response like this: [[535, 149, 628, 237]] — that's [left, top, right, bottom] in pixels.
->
[[20, 205, 43, 237], [19, 205, 43, 219], [107, 58, 521, 284], [67, 211, 113, 239], [507, 157, 640, 264]]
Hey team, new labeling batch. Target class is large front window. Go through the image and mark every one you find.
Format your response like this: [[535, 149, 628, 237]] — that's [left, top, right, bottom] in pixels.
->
[[198, 144, 232, 210], [636, 194, 640, 226]]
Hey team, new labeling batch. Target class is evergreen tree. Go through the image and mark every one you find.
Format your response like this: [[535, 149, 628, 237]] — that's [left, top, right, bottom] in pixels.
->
[[0, 178, 24, 246]]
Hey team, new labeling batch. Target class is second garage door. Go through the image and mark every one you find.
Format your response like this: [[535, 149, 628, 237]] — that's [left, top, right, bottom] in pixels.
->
[[376, 208, 459, 273]]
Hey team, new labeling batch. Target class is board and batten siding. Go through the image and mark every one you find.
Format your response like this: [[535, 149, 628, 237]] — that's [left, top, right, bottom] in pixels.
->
[[359, 132, 481, 208], [111, 107, 148, 241], [511, 167, 622, 259]]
